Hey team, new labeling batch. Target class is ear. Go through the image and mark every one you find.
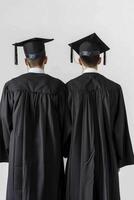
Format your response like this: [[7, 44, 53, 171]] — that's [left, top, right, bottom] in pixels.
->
[[98, 56, 101, 65], [43, 56, 48, 64], [79, 57, 82, 65]]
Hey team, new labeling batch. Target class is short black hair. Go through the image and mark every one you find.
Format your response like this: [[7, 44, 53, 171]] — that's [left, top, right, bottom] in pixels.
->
[[27, 55, 47, 67], [80, 55, 100, 66]]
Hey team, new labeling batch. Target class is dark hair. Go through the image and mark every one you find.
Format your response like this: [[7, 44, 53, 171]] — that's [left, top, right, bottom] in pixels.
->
[[27, 55, 47, 67], [80, 55, 100, 66]]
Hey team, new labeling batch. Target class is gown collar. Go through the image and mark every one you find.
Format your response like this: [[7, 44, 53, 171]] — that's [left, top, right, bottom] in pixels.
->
[[82, 67, 98, 74], [28, 67, 45, 74]]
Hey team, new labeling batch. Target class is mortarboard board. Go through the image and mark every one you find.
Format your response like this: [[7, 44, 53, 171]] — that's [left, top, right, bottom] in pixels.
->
[[68, 33, 110, 65], [12, 38, 54, 65]]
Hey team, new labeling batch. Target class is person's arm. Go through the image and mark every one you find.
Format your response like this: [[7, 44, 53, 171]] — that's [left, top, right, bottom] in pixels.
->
[[0, 83, 13, 162], [113, 85, 134, 169]]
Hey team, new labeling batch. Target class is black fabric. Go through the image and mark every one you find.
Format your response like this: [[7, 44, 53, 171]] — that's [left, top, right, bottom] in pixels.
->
[[68, 33, 110, 64], [79, 42, 99, 55], [12, 38, 54, 65], [0, 72, 66, 200], [14, 45, 18, 65], [65, 72, 134, 200], [103, 51, 106, 65], [13, 38, 54, 48]]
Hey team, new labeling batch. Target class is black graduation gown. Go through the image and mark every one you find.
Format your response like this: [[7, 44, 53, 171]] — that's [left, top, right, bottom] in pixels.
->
[[0, 72, 67, 200], [65, 72, 134, 200]]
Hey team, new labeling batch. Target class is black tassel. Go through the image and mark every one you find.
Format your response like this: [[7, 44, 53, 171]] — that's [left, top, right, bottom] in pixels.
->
[[103, 51, 106, 65], [71, 47, 73, 63], [15, 45, 18, 65]]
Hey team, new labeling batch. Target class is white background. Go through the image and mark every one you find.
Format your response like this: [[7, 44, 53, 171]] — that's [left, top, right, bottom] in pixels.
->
[[0, 0, 134, 199]]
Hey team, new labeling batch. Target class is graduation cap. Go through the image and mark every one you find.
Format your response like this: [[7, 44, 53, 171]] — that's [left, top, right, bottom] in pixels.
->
[[68, 33, 110, 65], [12, 38, 54, 65]]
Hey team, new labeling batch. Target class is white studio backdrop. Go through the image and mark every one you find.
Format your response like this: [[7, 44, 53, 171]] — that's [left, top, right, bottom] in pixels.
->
[[0, 0, 134, 199]]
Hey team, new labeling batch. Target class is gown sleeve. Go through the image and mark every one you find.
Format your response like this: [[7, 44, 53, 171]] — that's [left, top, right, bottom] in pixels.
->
[[113, 85, 134, 169], [62, 84, 72, 158], [0, 83, 13, 162], [59, 84, 72, 158]]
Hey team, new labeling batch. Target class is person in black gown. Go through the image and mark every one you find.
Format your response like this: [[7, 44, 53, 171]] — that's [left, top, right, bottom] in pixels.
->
[[64, 33, 134, 200], [0, 38, 67, 200]]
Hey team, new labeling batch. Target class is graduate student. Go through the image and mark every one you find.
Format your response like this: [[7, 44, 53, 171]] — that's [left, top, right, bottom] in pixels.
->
[[0, 38, 67, 200], [65, 33, 134, 200]]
